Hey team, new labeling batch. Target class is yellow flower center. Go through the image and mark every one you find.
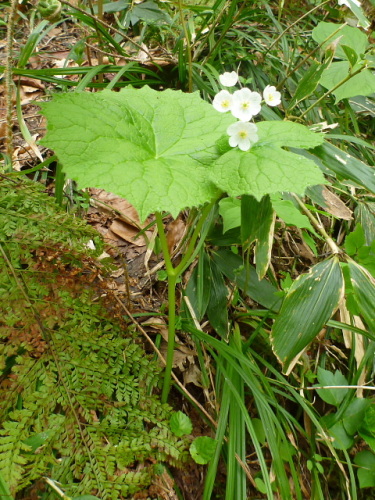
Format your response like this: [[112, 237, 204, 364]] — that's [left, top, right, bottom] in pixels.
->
[[239, 131, 248, 139]]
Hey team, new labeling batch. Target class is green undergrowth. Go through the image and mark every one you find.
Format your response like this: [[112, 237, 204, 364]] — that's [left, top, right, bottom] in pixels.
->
[[0, 177, 188, 499]]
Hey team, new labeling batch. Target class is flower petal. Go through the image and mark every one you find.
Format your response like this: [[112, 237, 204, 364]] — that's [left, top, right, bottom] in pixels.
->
[[263, 85, 281, 107], [212, 90, 234, 112], [219, 71, 239, 87]]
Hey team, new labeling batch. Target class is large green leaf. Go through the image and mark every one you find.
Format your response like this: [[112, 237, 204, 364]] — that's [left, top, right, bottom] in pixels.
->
[[270, 194, 314, 231], [41, 90, 325, 221], [319, 61, 375, 102], [40, 87, 234, 221], [212, 122, 325, 200], [241, 195, 275, 279], [255, 121, 324, 149], [311, 22, 368, 61], [271, 257, 344, 373]]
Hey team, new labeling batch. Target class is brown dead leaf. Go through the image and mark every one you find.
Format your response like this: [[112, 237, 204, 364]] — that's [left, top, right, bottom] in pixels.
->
[[321, 186, 353, 220], [142, 317, 169, 341], [110, 219, 152, 247], [16, 77, 44, 90], [183, 363, 203, 388], [148, 469, 179, 500], [90, 189, 149, 228], [167, 218, 186, 254]]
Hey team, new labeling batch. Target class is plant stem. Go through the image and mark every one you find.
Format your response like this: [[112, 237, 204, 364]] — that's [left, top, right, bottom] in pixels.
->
[[177, 0, 192, 92], [156, 200, 216, 402]]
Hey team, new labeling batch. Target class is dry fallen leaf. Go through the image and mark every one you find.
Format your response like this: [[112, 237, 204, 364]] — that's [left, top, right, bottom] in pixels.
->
[[321, 186, 353, 220], [110, 219, 151, 247], [167, 218, 186, 254]]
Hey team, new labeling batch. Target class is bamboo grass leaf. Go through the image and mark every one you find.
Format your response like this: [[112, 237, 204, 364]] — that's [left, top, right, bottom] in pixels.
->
[[347, 261, 375, 331], [241, 195, 275, 279], [271, 257, 344, 373]]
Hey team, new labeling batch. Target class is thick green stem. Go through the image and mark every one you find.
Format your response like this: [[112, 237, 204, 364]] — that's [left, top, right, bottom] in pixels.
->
[[156, 201, 216, 402]]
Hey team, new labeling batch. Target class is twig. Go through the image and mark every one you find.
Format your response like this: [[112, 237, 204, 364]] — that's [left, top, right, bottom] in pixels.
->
[[291, 194, 341, 254]]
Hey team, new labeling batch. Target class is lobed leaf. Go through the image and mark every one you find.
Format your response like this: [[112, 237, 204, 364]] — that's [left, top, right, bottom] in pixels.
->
[[40, 87, 234, 221], [212, 146, 326, 201]]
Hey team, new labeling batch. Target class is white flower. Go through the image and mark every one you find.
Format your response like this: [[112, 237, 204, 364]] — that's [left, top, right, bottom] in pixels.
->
[[231, 88, 262, 121], [212, 90, 234, 113], [227, 121, 259, 152], [338, 0, 361, 7], [219, 71, 239, 87], [263, 85, 281, 107]]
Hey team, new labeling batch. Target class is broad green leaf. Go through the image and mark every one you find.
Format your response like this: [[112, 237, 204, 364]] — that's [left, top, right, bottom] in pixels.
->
[[170, 411, 193, 437], [212, 146, 325, 201], [342, 398, 370, 436], [256, 121, 324, 149], [347, 261, 375, 331], [319, 61, 375, 102], [271, 194, 314, 231], [206, 259, 228, 338], [271, 257, 344, 373], [241, 195, 275, 279], [40, 87, 234, 221], [321, 415, 354, 450], [345, 224, 366, 255], [354, 451, 375, 488], [218, 197, 241, 233], [312, 22, 368, 61], [190, 436, 217, 464], [211, 122, 325, 200], [308, 143, 375, 194], [315, 368, 349, 406], [212, 249, 283, 311]]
